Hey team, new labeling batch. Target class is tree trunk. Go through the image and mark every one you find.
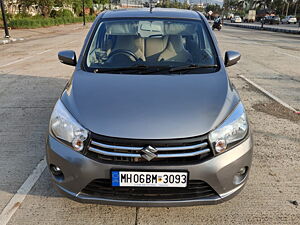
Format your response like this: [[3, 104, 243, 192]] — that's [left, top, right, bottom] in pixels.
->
[[281, 4, 285, 16], [41, 6, 50, 17]]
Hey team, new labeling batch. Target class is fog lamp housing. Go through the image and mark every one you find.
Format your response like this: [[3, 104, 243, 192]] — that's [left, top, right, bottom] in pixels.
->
[[233, 167, 248, 185], [50, 164, 64, 182]]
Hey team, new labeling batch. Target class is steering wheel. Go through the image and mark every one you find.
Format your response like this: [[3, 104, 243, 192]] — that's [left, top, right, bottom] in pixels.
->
[[107, 50, 138, 63]]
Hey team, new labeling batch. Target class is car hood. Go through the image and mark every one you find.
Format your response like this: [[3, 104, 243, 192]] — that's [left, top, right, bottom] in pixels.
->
[[61, 69, 239, 139]]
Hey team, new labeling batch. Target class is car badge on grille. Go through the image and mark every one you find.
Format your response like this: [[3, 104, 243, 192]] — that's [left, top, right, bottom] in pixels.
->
[[141, 145, 158, 161]]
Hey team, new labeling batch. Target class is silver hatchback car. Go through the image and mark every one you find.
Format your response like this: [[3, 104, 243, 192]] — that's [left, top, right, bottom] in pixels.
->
[[46, 8, 253, 207]]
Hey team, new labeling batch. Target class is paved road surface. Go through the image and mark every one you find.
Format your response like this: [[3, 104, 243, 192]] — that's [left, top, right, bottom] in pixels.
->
[[0, 24, 299, 225], [215, 26, 300, 110]]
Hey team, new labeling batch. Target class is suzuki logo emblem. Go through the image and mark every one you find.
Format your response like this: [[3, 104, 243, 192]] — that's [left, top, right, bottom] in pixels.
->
[[141, 145, 158, 161]]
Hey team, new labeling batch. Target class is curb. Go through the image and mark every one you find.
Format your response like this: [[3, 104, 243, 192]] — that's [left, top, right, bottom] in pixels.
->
[[0, 37, 25, 45], [223, 22, 300, 35], [238, 74, 299, 113]]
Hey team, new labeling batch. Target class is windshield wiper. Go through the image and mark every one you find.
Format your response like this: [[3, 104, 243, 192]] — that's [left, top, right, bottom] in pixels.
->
[[94, 64, 216, 74], [94, 65, 150, 73], [169, 64, 219, 73]]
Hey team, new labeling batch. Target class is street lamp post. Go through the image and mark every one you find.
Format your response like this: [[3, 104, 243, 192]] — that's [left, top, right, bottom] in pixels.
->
[[0, 0, 10, 38], [82, 0, 86, 26]]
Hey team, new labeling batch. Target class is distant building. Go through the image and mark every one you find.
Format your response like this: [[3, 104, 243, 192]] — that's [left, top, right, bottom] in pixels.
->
[[120, 0, 144, 8]]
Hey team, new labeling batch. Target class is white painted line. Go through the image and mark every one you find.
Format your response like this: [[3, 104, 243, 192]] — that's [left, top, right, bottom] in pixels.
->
[[238, 74, 298, 113], [68, 40, 77, 44], [275, 50, 300, 60], [0, 56, 34, 68], [0, 157, 47, 225], [0, 49, 52, 68], [37, 49, 52, 55]]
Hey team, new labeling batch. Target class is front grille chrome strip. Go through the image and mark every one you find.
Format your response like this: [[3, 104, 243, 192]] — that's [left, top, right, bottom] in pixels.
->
[[89, 147, 140, 157], [90, 141, 208, 152], [89, 147, 210, 158]]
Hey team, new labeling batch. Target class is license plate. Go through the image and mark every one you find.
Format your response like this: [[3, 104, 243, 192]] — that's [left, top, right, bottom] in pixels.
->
[[111, 171, 188, 187]]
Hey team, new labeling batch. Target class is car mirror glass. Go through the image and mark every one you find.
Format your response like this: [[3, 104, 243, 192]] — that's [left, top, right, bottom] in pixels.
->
[[224, 51, 241, 67], [58, 50, 77, 66]]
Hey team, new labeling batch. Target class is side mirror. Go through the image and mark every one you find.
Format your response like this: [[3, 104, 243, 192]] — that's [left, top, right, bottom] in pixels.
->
[[224, 51, 241, 67], [58, 50, 77, 66]]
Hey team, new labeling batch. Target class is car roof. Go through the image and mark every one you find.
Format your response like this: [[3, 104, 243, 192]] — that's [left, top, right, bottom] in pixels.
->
[[102, 8, 202, 20]]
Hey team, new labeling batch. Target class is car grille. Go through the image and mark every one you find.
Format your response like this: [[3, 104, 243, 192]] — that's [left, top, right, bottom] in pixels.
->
[[81, 179, 218, 201], [85, 133, 213, 164]]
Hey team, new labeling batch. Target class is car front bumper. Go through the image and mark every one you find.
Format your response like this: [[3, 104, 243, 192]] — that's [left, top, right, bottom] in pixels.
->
[[46, 134, 253, 207]]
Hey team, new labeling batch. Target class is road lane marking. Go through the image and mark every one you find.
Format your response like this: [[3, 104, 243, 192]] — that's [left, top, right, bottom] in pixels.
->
[[0, 157, 47, 225], [0, 49, 52, 68], [68, 40, 77, 44], [37, 49, 52, 55], [0, 38, 79, 69], [0, 56, 34, 68], [238, 74, 298, 113], [275, 50, 300, 59]]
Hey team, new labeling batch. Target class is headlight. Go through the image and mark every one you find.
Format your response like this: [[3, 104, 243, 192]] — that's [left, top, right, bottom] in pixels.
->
[[50, 100, 88, 151], [209, 102, 248, 154]]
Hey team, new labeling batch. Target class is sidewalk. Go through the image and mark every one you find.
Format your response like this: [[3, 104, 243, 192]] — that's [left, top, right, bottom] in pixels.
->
[[223, 22, 300, 34], [0, 36, 25, 45], [0, 22, 91, 45]]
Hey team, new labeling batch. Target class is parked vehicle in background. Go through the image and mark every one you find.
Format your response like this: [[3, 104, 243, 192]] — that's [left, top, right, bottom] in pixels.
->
[[231, 16, 242, 23], [281, 15, 297, 24], [260, 16, 267, 23], [263, 16, 280, 25], [244, 10, 256, 23], [228, 13, 234, 20], [270, 16, 280, 24]]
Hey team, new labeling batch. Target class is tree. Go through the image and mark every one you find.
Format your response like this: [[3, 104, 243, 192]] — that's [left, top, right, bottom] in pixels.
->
[[18, 0, 54, 17], [38, 0, 55, 17], [71, 0, 93, 16], [206, 4, 222, 14], [99, 0, 109, 8]]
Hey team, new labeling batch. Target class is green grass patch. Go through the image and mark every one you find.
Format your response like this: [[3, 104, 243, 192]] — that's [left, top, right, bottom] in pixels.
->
[[8, 16, 96, 29]]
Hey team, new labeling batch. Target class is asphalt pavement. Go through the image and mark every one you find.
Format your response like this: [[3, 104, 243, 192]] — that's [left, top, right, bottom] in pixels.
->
[[215, 27, 300, 110], [0, 24, 299, 225]]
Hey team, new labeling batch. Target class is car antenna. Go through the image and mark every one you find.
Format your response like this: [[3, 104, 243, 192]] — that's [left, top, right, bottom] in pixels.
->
[[150, 0, 153, 13]]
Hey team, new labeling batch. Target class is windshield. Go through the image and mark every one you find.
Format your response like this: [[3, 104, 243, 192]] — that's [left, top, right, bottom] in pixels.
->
[[85, 18, 219, 74]]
